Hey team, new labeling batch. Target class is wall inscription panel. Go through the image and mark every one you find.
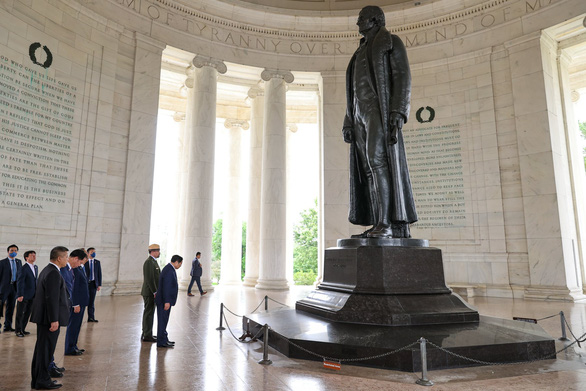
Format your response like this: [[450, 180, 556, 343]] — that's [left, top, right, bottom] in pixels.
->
[[0, 52, 81, 216], [404, 123, 470, 231]]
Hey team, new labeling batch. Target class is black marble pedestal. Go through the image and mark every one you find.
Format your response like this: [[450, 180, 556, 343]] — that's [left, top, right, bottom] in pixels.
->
[[243, 310, 556, 371], [296, 238, 479, 326]]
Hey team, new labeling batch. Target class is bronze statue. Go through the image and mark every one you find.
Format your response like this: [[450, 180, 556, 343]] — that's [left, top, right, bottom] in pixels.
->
[[342, 6, 417, 238]]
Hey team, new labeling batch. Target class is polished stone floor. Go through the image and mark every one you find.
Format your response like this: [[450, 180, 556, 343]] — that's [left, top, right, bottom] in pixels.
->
[[2, 285, 586, 390]]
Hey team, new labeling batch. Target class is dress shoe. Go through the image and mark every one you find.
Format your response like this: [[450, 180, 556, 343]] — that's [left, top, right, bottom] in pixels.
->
[[88, 318, 98, 322], [167, 340, 175, 345], [157, 342, 174, 348], [64, 350, 83, 356], [15, 331, 24, 337], [76, 348, 86, 353], [4, 327, 15, 332], [201, 291, 207, 296], [49, 368, 63, 378], [187, 293, 194, 296], [53, 366, 65, 373], [34, 382, 62, 389], [24, 331, 30, 335], [142, 336, 157, 342]]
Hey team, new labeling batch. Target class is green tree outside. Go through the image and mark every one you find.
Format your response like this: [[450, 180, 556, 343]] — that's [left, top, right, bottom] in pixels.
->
[[210, 218, 247, 283], [293, 199, 318, 285], [578, 121, 586, 170]]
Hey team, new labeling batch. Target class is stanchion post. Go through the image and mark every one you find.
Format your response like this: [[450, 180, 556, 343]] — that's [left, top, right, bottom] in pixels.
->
[[416, 337, 433, 386], [258, 324, 272, 365], [216, 303, 226, 331], [264, 295, 268, 311], [559, 311, 569, 341]]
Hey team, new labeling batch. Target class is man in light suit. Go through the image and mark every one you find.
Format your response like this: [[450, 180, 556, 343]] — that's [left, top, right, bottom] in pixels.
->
[[141, 244, 161, 342], [85, 247, 102, 322], [15, 250, 38, 337], [0, 244, 23, 332], [156, 255, 182, 348], [30, 246, 70, 390], [64, 249, 89, 356], [187, 252, 207, 296]]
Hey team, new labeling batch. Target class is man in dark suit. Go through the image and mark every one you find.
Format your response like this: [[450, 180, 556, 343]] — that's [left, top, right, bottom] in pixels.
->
[[30, 246, 70, 390], [64, 249, 89, 356], [15, 250, 38, 337], [141, 244, 161, 342], [187, 252, 207, 296], [156, 255, 182, 348], [85, 247, 102, 322], [0, 244, 23, 332]]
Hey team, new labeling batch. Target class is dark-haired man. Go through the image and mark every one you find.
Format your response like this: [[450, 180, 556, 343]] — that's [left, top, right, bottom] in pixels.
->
[[85, 247, 102, 322], [187, 252, 207, 297], [15, 250, 38, 337], [156, 255, 182, 348], [141, 244, 161, 342], [64, 249, 89, 356], [0, 244, 23, 332], [30, 246, 70, 390]]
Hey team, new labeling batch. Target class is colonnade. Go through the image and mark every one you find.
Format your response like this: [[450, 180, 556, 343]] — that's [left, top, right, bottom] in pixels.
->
[[176, 57, 296, 291]]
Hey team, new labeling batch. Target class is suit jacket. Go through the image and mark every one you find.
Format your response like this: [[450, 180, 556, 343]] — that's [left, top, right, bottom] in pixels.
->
[[141, 256, 160, 297], [85, 258, 102, 286], [190, 258, 202, 277], [155, 263, 178, 306], [71, 266, 90, 307], [30, 263, 70, 326], [0, 257, 23, 299], [60, 265, 75, 299], [16, 263, 38, 301]]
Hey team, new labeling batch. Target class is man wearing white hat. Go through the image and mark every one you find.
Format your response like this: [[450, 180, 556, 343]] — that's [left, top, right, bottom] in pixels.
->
[[141, 244, 160, 342]]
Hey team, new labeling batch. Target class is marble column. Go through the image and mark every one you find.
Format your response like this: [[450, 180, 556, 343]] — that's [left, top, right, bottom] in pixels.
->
[[256, 69, 294, 290], [243, 87, 264, 287], [182, 56, 227, 291], [115, 34, 165, 294], [220, 119, 249, 285]]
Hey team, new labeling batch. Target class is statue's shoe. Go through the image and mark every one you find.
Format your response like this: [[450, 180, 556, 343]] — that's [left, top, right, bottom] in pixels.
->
[[367, 224, 393, 238], [351, 227, 374, 238]]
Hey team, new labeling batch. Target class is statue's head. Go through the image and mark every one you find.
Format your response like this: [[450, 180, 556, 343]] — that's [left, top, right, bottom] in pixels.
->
[[357, 6, 385, 35]]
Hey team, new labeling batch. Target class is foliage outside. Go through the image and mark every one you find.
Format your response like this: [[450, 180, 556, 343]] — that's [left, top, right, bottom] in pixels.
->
[[580, 121, 586, 171], [210, 218, 246, 283], [293, 199, 318, 285]]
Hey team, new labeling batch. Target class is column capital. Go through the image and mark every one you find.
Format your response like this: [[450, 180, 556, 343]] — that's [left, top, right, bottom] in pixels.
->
[[173, 112, 186, 122], [571, 90, 580, 103], [224, 118, 250, 130], [287, 123, 298, 133], [192, 55, 227, 74], [247, 86, 265, 99], [261, 68, 294, 83]]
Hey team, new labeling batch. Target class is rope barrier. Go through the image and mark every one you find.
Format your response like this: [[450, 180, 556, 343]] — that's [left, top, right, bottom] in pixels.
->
[[216, 299, 586, 382]]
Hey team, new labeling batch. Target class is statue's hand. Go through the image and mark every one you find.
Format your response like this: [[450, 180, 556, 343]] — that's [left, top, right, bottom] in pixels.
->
[[390, 113, 405, 130], [342, 126, 354, 143]]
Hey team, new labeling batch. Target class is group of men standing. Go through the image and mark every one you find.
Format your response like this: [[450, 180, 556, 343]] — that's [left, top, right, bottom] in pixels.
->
[[0, 244, 103, 390]]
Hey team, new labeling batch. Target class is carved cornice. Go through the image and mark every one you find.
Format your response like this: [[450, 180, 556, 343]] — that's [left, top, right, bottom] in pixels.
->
[[261, 69, 294, 83], [193, 55, 228, 74], [154, 0, 515, 38]]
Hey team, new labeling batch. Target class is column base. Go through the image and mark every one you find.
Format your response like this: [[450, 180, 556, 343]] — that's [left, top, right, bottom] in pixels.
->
[[242, 277, 258, 287], [201, 278, 215, 291], [112, 281, 142, 295], [255, 279, 289, 290]]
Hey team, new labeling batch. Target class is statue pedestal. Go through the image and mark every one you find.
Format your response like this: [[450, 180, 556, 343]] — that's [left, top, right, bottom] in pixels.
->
[[295, 238, 479, 326], [244, 238, 555, 371]]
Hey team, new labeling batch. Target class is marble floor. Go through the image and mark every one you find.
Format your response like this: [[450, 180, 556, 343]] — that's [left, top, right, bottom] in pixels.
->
[[2, 285, 586, 390]]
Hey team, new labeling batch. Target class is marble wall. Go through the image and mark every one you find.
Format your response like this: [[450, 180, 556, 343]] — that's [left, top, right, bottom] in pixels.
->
[[1, 0, 586, 299]]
